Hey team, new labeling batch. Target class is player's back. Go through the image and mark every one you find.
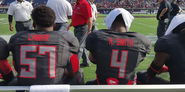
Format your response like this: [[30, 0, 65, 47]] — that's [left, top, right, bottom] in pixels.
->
[[86, 29, 150, 84], [9, 30, 79, 85]]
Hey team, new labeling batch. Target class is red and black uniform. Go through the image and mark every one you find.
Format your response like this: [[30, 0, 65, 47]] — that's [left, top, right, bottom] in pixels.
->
[[86, 29, 150, 85], [0, 37, 14, 84], [153, 33, 185, 83], [9, 30, 80, 85]]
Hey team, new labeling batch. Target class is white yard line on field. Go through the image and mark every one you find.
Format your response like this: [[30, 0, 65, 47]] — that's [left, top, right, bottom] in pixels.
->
[[0, 18, 8, 24], [134, 21, 156, 29]]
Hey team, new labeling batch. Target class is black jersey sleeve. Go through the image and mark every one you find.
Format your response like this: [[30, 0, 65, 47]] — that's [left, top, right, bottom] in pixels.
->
[[86, 32, 97, 52], [8, 32, 23, 52], [0, 37, 9, 60], [154, 38, 168, 53], [8, 35, 14, 52]]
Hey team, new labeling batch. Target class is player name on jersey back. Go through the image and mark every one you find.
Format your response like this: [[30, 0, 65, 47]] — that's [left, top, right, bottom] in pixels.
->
[[28, 34, 50, 41], [108, 37, 134, 47]]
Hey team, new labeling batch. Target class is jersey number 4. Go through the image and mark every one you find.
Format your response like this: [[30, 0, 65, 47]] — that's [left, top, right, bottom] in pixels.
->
[[110, 49, 128, 78], [19, 45, 57, 78]]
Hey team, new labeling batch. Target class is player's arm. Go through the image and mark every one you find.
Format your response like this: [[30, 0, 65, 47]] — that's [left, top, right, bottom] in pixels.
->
[[147, 52, 169, 78], [65, 53, 79, 77], [89, 53, 96, 64], [147, 36, 170, 78], [70, 54, 79, 73], [0, 38, 15, 83], [0, 59, 14, 83], [86, 32, 97, 63], [64, 32, 80, 76]]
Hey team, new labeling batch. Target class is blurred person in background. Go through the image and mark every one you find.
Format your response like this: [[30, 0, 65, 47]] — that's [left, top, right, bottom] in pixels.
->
[[7, 0, 33, 32], [169, 0, 181, 22], [88, 0, 98, 31], [46, 0, 73, 31], [156, 0, 172, 38], [69, 0, 93, 67]]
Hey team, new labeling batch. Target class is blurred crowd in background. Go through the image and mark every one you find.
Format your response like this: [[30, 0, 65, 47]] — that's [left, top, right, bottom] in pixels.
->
[[0, 0, 185, 9]]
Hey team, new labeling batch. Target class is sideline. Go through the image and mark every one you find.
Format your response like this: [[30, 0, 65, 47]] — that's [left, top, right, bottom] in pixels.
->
[[0, 85, 185, 92]]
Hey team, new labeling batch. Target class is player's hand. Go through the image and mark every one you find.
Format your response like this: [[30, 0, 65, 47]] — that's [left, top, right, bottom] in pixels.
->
[[137, 70, 151, 84], [9, 24, 14, 31]]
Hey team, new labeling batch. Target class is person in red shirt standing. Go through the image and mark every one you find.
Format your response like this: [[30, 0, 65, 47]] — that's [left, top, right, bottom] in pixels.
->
[[69, 0, 93, 67]]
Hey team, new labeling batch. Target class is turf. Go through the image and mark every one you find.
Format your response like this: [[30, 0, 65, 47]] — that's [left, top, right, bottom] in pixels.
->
[[0, 14, 16, 35], [0, 13, 169, 86]]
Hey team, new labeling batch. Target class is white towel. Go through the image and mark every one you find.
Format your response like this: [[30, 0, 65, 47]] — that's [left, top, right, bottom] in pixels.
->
[[105, 8, 134, 31], [165, 14, 185, 35], [30, 85, 70, 92]]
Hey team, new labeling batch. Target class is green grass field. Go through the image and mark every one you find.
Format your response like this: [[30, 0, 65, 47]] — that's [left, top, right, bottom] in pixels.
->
[[0, 13, 169, 88]]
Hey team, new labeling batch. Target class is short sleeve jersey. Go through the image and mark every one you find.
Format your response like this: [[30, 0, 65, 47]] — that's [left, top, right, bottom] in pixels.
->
[[155, 33, 185, 83], [9, 30, 79, 85], [86, 30, 151, 84]]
